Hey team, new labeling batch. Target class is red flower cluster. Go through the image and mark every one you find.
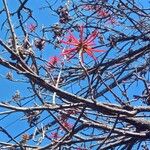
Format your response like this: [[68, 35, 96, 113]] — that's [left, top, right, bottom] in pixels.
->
[[28, 23, 36, 32], [50, 109, 76, 140], [47, 56, 59, 69], [62, 121, 73, 130], [98, 9, 109, 17], [107, 17, 117, 24], [83, 5, 109, 17], [50, 132, 60, 140], [61, 26, 105, 61], [83, 5, 117, 24], [59, 109, 77, 130]]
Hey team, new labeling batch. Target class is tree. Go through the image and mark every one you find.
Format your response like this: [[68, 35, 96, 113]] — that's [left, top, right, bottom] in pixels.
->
[[0, 0, 150, 149]]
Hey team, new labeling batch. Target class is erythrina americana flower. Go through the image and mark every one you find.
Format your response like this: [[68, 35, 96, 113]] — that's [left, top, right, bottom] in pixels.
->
[[50, 132, 61, 140], [28, 23, 36, 32], [47, 56, 60, 70], [62, 121, 73, 130], [61, 26, 105, 61], [83, 5, 109, 17], [98, 9, 109, 17]]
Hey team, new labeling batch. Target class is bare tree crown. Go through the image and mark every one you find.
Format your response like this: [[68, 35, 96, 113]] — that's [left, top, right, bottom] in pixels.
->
[[0, 0, 150, 149]]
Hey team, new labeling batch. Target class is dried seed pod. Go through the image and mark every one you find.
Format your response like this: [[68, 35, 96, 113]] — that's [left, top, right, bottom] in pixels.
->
[[20, 134, 30, 144], [26, 110, 40, 126], [52, 23, 62, 37], [57, 6, 71, 24], [22, 134, 30, 141], [6, 72, 13, 80], [34, 39, 45, 50]]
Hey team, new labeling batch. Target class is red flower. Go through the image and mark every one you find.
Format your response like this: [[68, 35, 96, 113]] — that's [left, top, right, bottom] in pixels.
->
[[28, 23, 36, 32], [83, 5, 109, 17], [98, 9, 109, 17], [59, 113, 68, 121], [50, 132, 60, 140], [62, 121, 73, 130], [83, 5, 93, 10], [61, 26, 105, 61], [107, 17, 117, 24], [47, 56, 59, 69], [67, 109, 77, 115]]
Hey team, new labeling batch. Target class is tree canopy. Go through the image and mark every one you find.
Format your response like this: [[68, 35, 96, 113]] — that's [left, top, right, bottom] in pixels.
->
[[0, 0, 150, 149]]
